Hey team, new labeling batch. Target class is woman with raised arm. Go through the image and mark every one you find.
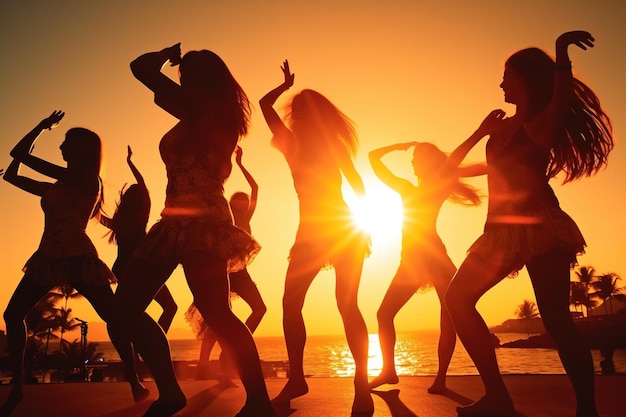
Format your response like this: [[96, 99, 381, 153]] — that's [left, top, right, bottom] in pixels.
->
[[259, 60, 373, 414], [113, 44, 273, 417], [100, 145, 177, 332], [1, 111, 148, 416], [367, 139, 485, 393], [187, 145, 267, 385], [445, 31, 613, 417]]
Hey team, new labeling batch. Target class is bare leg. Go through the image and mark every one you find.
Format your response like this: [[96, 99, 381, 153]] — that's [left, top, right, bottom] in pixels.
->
[[182, 252, 274, 417], [527, 251, 599, 417], [334, 247, 373, 414], [75, 282, 149, 403], [0, 276, 49, 417], [369, 265, 415, 389], [428, 264, 457, 394], [197, 329, 218, 380], [153, 285, 178, 333], [271, 258, 320, 405], [113, 257, 186, 417], [445, 253, 515, 417], [219, 273, 267, 386]]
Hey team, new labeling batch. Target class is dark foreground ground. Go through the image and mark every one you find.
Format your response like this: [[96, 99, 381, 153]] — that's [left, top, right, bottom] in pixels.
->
[[0, 374, 624, 417]]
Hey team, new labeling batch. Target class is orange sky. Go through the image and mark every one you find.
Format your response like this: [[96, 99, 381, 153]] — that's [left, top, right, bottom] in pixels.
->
[[1, 1, 625, 341]]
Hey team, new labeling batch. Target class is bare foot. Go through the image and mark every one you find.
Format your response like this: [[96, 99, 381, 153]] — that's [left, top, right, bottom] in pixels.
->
[[351, 390, 374, 415], [236, 402, 276, 417], [131, 382, 150, 403], [427, 378, 447, 395], [368, 372, 399, 390], [143, 397, 187, 417], [0, 389, 24, 417], [457, 395, 515, 417], [271, 379, 309, 405], [218, 376, 239, 388]]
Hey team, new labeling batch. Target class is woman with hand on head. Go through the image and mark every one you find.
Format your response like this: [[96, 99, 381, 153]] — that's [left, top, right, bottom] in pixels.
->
[[1, 111, 148, 416], [260, 60, 373, 414], [114, 43, 273, 417], [445, 31, 613, 417], [367, 139, 484, 393], [100, 145, 177, 332]]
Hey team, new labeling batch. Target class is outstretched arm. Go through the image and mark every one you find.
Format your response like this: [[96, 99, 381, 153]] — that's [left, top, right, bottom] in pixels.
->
[[9, 111, 69, 182], [369, 142, 416, 193], [259, 60, 295, 147], [234, 146, 258, 217]]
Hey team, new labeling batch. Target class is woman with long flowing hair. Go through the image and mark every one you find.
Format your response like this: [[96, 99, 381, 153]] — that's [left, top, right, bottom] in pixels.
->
[[260, 60, 373, 414], [368, 140, 483, 393], [113, 44, 273, 417], [445, 31, 613, 417], [1, 111, 148, 416]]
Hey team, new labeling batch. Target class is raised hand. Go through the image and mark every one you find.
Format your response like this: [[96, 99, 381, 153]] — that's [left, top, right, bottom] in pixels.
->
[[281, 60, 295, 89], [397, 142, 417, 151], [127, 145, 133, 163], [557, 31, 595, 51], [235, 146, 243, 166], [166, 42, 182, 66], [476, 109, 506, 137], [41, 110, 65, 130]]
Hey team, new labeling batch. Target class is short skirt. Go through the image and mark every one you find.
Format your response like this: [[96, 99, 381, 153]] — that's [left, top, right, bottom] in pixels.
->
[[23, 251, 116, 289], [468, 207, 586, 276], [289, 219, 371, 270], [134, 215, 261, 272], [396, 235, 456, 293]]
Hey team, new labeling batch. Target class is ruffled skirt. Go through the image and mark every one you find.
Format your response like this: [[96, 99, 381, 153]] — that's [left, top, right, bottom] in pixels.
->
[[289, 218, 371, 270], [396, 234, 456, 293], [468, 208, 586, 276], [134, 215, 261, 272], [22, 251, 116, 289]]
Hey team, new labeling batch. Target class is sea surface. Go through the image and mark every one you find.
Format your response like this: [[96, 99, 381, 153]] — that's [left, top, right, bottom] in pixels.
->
[[94, 330, 626, 377]]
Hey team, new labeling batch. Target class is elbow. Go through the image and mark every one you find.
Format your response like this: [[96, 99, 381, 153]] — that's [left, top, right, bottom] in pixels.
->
[[130, 61, 141, 79]]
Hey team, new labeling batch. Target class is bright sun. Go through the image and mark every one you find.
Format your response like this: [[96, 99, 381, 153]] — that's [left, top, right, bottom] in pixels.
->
[[345, 182, 403, 248]]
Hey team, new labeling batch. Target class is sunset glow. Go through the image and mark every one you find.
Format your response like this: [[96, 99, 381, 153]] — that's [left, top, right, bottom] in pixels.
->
[[0, 2, 624, 341]]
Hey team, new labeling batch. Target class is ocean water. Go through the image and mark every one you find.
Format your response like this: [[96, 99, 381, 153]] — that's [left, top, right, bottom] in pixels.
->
[[94, 330, 626, 377]]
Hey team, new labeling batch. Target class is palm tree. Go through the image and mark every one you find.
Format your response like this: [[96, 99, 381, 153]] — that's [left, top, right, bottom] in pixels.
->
[[24, 293, 62, 380], [515, 300, 540, 336], [590, 273, 623, 315], [56, 306, 81, 349], [573, 265, 596, 314], [49, 283, 82, 310], [48, 284, 82, 348], [569, 282, 598, 319]]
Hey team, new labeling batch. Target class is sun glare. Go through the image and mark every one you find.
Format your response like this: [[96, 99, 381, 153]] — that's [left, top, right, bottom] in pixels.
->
[[345, 183, 403, 248]]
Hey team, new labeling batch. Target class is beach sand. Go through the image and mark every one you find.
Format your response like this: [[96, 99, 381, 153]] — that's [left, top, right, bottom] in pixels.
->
[[1, 374, 624, 416]]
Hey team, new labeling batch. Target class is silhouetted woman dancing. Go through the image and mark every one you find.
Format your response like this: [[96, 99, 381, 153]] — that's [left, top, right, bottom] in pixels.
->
[[445, 31, 613, 417], [260, 60, 373, 414], [1, 111, 148, 416], [367, 141, 483, 393], [100, 145, 177, 332], [114, 44, 273, 417], [186, 145, 267, 385]]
